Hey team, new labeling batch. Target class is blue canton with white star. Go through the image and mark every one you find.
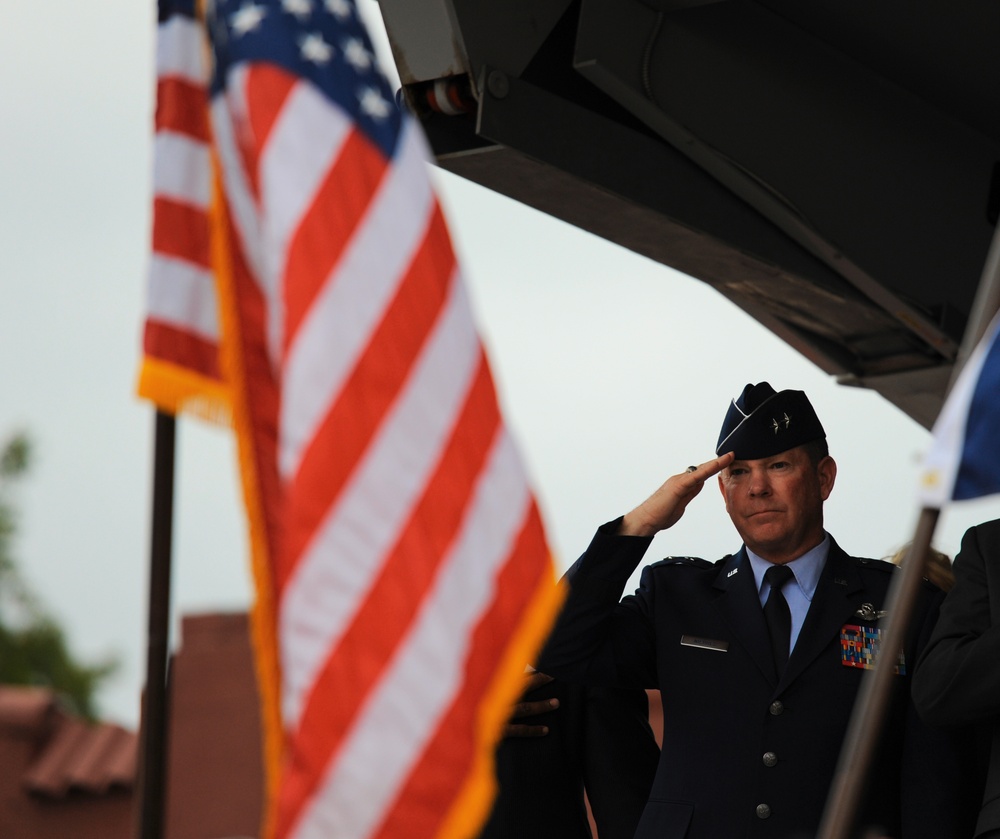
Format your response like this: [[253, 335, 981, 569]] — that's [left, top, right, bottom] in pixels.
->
[[207, 0, 402, 158]]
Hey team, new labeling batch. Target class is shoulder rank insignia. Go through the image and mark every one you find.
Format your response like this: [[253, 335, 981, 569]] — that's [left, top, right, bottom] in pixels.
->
[[652, 556, 711, 569], [840, 624, 905, 674]]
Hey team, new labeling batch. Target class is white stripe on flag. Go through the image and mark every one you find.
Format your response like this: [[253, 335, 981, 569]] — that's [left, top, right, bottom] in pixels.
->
[[258, 80, 353, 367], [146, 254, 221, 340], [157, 14, 207, 83], [211, 69, 268, 296], [291, 430, 532, 839], [278, 120, 433, 480], [153, 132, 211, 208], [279, 267, 475, 727]]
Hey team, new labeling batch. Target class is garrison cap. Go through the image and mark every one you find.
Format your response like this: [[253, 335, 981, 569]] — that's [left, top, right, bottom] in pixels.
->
[[715, 382, 825, 460]]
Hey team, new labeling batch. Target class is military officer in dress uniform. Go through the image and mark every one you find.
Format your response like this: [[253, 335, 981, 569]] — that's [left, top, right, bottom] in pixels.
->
[[539, 382, 970, 839]]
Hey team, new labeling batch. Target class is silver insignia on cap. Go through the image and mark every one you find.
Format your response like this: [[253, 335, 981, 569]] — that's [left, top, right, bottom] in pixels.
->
[[771, 413, 792, 434]]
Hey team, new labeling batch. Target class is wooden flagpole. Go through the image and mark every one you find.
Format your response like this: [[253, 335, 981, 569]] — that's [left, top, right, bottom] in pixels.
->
[[817, 220, 1000, 839], [135, 410, 177, 839]]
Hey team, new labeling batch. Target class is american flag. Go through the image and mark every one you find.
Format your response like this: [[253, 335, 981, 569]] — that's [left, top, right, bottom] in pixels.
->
[[139, 0, 228, 421], [140, 1, 563, 837], [920, 309, 1000, 505]]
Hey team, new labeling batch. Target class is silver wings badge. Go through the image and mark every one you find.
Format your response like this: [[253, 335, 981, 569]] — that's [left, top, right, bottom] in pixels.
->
[[854, 602, 888, 621]]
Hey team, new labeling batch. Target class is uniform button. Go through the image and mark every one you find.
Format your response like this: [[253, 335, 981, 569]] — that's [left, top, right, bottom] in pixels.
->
[[756, 803, 772, 819], [769, 700, 784, 715], [762, 751, 778, 767]]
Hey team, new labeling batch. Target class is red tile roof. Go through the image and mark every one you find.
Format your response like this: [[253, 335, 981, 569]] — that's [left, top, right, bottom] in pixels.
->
[[0, 686, 137, 798]]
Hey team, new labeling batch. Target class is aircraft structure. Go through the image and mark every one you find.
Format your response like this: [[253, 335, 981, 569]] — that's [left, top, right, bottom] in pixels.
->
[[376, 0, 1000, 428]]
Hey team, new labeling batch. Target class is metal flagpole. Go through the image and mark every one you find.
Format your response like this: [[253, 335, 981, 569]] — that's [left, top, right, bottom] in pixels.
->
[[135, 410, 177, 839], [816, 219, 1000, 839]]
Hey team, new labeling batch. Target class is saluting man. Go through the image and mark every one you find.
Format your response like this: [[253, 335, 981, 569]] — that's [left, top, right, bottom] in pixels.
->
[[540, 382, 971, 839]]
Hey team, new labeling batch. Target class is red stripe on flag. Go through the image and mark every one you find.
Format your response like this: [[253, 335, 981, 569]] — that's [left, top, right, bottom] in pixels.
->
[[152, 197, 212, 268], [238, 64, 299, 204], [369, 502, 552, 839], [143, 319, 221, 379], [156, 77, 211, 141], [275, 204, 455, 595], [282, 129, 388, 356], [226, 200, 284, 584], [273, 351, 500, 838]]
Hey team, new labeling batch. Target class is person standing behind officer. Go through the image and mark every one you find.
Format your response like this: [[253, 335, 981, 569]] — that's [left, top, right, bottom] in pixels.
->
[[539, 382, 967, 839], [479, 672, 658, 839], [913, 520, 999, 838]]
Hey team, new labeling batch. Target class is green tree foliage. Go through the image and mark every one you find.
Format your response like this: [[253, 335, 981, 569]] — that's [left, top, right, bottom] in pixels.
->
[[0, 432, 117, 720]]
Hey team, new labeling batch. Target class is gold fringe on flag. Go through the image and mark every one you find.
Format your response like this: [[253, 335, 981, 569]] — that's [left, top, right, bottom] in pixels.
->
[[207, 163, 285, 839], [136, 358, 231, 425]]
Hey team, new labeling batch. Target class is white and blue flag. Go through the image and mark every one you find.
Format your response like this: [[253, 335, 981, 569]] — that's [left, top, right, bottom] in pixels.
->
[[920, 311, 1000, 505]]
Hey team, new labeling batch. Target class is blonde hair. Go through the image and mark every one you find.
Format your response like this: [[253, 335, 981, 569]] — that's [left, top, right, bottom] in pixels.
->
[[886, 543, 954, 591]]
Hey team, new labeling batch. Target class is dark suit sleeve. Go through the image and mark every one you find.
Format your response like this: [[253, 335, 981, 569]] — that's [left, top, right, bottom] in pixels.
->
[[537, 519, 659, 690], [478, 679, 591, 839], [582, 686, 659, 839], [477, 680, 658, 839], [901, 580, 985, 839], [913, 521, 1000, 727]]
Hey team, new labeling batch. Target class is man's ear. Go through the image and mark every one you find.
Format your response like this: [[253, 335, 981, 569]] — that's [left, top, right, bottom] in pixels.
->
[[817, 456, 837, 501]]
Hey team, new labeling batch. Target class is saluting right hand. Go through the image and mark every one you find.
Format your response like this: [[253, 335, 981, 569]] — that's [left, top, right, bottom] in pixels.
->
[[619, 452, 734, 537]]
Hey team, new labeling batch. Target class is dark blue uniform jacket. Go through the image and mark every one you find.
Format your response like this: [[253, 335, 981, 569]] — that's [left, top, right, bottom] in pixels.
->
[[539, 520, 973, 839]]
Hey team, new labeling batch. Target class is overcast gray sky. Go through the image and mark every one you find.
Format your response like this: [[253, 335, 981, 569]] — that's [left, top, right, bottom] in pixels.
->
[[0, 0, 995, 727]]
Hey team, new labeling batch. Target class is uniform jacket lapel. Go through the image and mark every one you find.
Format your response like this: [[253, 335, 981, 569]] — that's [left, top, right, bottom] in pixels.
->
[[780, 539, 863, 690], [712, 549, 778, 684]]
